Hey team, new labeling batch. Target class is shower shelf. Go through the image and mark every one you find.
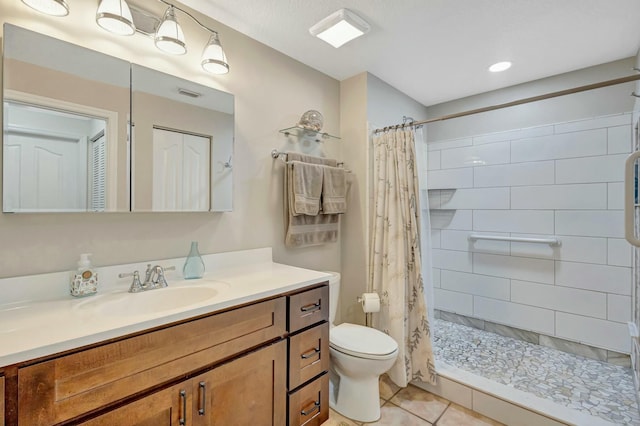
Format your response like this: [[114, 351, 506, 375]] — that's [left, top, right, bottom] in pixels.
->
[[279, 126, 340, 142]]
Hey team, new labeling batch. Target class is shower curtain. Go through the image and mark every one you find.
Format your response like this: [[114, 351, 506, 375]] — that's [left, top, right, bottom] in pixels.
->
[[370, 127, 437, 387]]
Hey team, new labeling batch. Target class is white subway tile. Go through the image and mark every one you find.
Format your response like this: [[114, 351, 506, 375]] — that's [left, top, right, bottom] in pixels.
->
[[430, 209, 472, 230], [441, 142, 510, 169], [554, 113, 631, 133], [608, 294, 631, 324], [473, 253, 555, 284], [555, 210, 624, 238], [472, 125, 554, 146], [432, 268, 441, 288], [434, 288, 473, 316], [555, 154, 626, 184], [555, 261, 631, 295], [511, 129, 607, 162], [474, 161, 555, 187], [431, 229, 441, 249], [608, 125, 632, 154], [443, 230, 510, 254], [427, 150, 441, 170], [608, 238, 632, 267], [428, 137, 473, 152], [511, 184, 607, 210], [474, 297, 555, 334], [556, 312, 630, 353], [530, 235, 606, 264], [427, 168, 474, 189], [511, 280, 606, 319], [432, 249, 473, 273], [441, 188, 510, 210], [472, 391, 565, 426], [608, 182, 623, 210], [441, 270, 510, 300], [473, 210, 554, 234]]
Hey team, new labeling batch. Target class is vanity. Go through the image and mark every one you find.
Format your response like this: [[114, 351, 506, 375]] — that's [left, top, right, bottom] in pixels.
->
[[0, 248, 330, 426]]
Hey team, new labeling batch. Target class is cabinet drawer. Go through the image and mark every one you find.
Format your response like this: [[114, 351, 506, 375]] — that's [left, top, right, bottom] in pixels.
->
[[288, 322, 329, 390], [288, 285, 328, 333], [18, 297, 286, 426], [288, 373, 329, 426]]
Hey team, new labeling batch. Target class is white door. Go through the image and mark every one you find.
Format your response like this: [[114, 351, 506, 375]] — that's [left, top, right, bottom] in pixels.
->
[[152, 128, 210, 211], [3, 132, 86, 212]]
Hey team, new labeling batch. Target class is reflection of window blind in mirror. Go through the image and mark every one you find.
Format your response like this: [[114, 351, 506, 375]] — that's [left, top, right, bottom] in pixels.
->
[[90, 131, 106, 211]]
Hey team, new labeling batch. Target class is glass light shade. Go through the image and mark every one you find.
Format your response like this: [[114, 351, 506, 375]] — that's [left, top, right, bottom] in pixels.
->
[[201, 33, 229, 74], [155, 6, 186, 55], [96, 0, 135, 36], [21, 0, 69, 16]]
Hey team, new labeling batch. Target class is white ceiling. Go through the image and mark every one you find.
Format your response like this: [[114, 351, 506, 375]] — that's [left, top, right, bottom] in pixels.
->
[[180, 0, 640, 106]]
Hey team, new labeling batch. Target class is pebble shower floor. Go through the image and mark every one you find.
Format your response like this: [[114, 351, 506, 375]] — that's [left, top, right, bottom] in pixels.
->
[[433, 319, 640, 425]]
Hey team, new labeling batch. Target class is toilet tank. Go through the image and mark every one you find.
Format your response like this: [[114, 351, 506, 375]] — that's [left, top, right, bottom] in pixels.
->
[[322, 271, 340, 325]]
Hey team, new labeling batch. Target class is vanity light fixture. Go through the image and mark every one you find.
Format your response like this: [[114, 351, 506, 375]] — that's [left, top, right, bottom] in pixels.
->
[[96, 0, 135, 36], [21, 0, 69, 16], [489, 61, 512, 72], [92, 0, 229, 73], [309, 8, 370, 48]]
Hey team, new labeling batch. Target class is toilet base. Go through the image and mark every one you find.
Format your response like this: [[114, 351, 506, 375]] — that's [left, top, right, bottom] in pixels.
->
[[328, 367, 382, 423]]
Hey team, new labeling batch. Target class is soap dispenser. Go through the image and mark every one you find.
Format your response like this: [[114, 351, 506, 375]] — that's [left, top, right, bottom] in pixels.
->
[[71, 253, 98, 297]]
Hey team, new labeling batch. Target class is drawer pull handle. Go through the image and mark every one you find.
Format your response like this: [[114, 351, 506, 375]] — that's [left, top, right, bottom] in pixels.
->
[[301, 400, 320, 416], [300, 302, 321, 313], [301, 347, 321, 359], [179, 390, 187, 426], [198, 381, 206, 415]]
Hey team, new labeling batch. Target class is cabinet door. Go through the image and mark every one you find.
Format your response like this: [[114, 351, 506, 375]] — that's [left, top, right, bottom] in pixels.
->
[[193, 341, 287, 426], [79, 381, 189, 426]]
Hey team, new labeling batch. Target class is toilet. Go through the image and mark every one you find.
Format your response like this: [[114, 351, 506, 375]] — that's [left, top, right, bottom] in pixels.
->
[[325, 271, 399, 423]]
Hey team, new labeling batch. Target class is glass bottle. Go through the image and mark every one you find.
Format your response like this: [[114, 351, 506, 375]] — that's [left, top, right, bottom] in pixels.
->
[[183, 241, 205, 279]]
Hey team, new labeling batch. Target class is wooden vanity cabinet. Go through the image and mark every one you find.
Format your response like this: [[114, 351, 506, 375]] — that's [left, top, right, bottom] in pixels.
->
[[15, 297, 287, 426], [287, 285, 330, 426], [80, 341, 287, 426]]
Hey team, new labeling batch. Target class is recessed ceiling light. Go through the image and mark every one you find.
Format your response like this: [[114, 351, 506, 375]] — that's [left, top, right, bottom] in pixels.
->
[[309, 9, 370, 48], [489, 61, 512, 72]]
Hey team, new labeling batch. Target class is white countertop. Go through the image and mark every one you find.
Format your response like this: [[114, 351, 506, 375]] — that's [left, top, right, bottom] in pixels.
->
[[0, 248, 331, 367]]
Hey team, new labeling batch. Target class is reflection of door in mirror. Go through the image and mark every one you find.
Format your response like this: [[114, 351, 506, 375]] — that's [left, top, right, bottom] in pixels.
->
[[152, 128, 210, 212], [2, 24, 131, 213], [3, 97, 116, 212]]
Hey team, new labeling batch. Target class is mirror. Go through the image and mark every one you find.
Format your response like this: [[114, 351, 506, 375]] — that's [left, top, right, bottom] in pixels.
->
[[2, 24, 234, 213], [2, 24, 130, 212], [131, 65, 234, 212]]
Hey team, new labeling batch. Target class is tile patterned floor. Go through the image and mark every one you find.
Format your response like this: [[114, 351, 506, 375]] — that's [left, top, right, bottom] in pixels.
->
[[322, 376, 503, 425], [433, 319, 640, 425]]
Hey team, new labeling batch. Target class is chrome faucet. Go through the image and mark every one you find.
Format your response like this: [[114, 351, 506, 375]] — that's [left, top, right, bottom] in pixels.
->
[[119, 265, 176, 293]]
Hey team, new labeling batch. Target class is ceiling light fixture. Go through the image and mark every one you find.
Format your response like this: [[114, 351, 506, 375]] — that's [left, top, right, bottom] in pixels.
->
[[21, 0, 69, 16], [309, 8, 370, 48], [489, 61, 512, 73], [96, 0, 135, 36], [201, 32, 229, 75]]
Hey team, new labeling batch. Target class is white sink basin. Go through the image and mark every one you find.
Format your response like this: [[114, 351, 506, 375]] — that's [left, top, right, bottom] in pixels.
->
[[76, 280, 229, 317]]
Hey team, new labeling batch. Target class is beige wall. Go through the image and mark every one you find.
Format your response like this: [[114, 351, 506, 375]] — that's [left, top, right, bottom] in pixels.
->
[[0, 0, 341, 278]]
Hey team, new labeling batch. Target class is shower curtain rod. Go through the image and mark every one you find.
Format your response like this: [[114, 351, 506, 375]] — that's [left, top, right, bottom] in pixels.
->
[[373, 73, 640, 134]]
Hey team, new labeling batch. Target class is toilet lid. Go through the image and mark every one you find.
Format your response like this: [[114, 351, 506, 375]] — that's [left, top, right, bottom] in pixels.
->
[[330, 323, 398, 357]]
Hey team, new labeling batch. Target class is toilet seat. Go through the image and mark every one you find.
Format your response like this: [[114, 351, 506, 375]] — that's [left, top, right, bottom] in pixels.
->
[[330, 323, 398, 360]]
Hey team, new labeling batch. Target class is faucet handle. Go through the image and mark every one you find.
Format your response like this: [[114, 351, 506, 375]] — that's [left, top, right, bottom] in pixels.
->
[[119, 270, 144, 293]]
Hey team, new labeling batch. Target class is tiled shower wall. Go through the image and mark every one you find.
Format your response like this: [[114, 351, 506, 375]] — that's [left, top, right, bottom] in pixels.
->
[[427, 112, 633, 354]]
